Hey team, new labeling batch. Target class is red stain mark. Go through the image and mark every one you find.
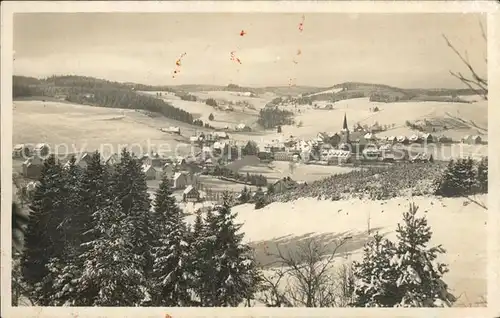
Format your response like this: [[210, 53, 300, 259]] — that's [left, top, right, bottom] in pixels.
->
[[240, 30, 247, 36], [298, 15, 305, 32], [165, 314, 173, 318], [230, 51, 242, 64], [173, 52, 187, 78]]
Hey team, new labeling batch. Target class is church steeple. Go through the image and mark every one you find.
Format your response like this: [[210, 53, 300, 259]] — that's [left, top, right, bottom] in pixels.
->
[[340, 112, 350, 146], [342, 113, 349, 131]]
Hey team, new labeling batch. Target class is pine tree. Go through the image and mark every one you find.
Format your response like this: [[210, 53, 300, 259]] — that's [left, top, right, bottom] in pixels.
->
[[45, 155, 84, 306], [150, 176, 192, 306], [78, 203, 146, 306], [476, 157, 488, 193], [199, 195, 261, 306], [435, 160, 462, 197], [52, 152, 108, 306], [352, 203, 455, 307], [110, 149, 152, 286], [352, 233, 399, 307], [391, 203, 456, 307], [79, 152, 110, 246], [460, 158, 476, 194], [21, 155, 68, 305]]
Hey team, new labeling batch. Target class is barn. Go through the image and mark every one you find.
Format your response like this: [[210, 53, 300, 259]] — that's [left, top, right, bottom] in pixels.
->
[[183, 185, 200, 202], [22, 156, 43, 179], [272, 177, 298, 193]]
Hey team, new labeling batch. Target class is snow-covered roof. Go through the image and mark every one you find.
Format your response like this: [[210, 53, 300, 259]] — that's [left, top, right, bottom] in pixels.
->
[[173, 172, 185, 180], [214, 132, 229, 138], [35, 143, 48, 149], [183, 185, 197, 195], [213, 141, 226, 149], [142, 164, 154, 172]]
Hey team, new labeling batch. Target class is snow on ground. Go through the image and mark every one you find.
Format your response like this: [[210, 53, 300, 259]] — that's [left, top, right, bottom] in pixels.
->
[[278, 98, 487, 140], [204, 195, 487, 307], [306, 87, 344, 96], [238, 161, 358, 183], [13, 100, 196, 158]]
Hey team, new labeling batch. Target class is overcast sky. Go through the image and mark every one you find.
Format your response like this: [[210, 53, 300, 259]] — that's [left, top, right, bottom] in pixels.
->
[[14, 13, 487, 88]]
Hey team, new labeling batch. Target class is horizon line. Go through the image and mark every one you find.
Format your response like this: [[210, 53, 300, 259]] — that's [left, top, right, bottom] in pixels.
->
[[12, 72, 475, 92]]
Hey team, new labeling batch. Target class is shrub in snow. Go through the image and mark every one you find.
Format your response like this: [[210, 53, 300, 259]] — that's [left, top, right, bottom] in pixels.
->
[[352, 203, 456, 307], [435, 158, 486, 197]]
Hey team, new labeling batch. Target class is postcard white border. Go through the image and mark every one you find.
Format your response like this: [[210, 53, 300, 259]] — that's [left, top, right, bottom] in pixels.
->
[[2, 1, 499, 318]]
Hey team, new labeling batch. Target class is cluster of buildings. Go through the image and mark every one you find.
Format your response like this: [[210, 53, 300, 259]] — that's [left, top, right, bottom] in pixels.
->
[[256, 114, 483, 165]]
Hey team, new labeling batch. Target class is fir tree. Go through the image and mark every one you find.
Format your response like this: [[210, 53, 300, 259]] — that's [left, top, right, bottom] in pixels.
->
[[79, 152, 110, 245], [110, 148, 152, 283], [436, 158, 485, 197], [55, 152, 108, 306], [239, 186, 250, 203], [352, 203, 455, 307], [45, 155, 84, 306], [60, 155, 84, 257], [476, 157, 488, 193], [150, 177, 192, 306], [351, 233, 399, 307], [21, 155, 67, 305], [391, 203, 456, 307], [78, 203, 146, 306], [199, 195, 261, 306]]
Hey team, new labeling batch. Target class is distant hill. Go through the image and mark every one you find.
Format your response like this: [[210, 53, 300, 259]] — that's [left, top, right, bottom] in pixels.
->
[[13, 75, 194, 124], [302, 82, 479, 104], [172, 83, 326, 97]]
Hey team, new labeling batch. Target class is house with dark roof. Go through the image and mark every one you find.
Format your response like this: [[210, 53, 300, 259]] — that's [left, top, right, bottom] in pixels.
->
[[272, 177, 298, 193]]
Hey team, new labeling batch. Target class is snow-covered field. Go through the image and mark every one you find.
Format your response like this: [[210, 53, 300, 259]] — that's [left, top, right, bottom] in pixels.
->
[[188, 195, 488, 307], [138, 90, 273, 131], [306, 87, 344, 97], [279, 97, 487, 140], [238, 161, 358, 183], [13, 100, 200, 157]]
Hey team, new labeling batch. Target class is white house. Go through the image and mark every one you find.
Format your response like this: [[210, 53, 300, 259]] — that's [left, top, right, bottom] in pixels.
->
[[168, 126, 181, 135], [172, 172, 188, 189], [235, 123, 251, 132], [363, 133, 377, 141], [214, 132, 230, 139], [190, 136, 201, 143]]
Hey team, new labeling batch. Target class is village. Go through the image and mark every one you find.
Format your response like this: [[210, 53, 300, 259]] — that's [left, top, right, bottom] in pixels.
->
[[12, 110, 485, 215]]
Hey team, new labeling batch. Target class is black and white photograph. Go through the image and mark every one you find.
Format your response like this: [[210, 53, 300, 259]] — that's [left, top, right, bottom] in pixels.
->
[[1, 2, 496, 316]]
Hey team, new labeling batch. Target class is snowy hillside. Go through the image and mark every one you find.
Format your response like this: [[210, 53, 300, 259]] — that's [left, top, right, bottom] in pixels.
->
[[217, 195, 487, 307]]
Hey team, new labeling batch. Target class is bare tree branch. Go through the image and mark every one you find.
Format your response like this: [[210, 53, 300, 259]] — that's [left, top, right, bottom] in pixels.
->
[[443, 34, 488, 100], [465, 195, 487, 210], [261, 236, 351, 307]]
